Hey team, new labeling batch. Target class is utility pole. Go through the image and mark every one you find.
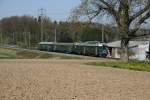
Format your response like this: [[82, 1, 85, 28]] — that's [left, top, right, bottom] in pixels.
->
[[54, 28, 57, 43], [28, 32, 31, 49], [54, 21, 57, 43], [38, 8, 46, 42], [0, 22, 2, 44], [0, 32, 3, 44], [102, 24, 104, 43], [13, 32, 15, 44], [24, 32, 27, 48]]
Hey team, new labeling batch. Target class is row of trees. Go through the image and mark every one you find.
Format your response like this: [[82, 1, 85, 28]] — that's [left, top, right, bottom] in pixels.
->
[[0, 15, 119, 48]]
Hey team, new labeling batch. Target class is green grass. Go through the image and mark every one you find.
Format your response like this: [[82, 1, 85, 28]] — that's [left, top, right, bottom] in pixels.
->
[[17, 50, 82, 59], [0, 48, 17, 59], [86, 61, 150, 72], [16, 50, 54, 59], [59, 55, 82, 59], [0, 48, 83, 59]]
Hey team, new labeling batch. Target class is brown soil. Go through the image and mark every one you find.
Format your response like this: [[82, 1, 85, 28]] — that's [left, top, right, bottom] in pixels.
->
[[0, 59, 150, 100]]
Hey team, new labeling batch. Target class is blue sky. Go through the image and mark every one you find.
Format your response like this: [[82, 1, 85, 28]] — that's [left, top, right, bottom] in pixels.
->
[[0, 0, 81, 21]]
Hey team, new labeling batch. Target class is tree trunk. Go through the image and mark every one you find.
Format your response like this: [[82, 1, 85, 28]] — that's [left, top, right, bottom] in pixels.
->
[[120, 38, 129, 62], [117, 15, 130, 62]]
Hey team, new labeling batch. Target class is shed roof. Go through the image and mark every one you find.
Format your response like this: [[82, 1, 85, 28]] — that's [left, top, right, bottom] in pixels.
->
[[107, 40, 149, 48]]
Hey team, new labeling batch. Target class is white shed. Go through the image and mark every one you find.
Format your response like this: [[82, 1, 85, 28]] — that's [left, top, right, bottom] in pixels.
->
[[106, 41, 149, 60]]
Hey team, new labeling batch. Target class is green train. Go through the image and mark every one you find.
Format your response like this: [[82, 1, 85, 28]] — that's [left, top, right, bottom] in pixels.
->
[[38, 41, 108, 58]]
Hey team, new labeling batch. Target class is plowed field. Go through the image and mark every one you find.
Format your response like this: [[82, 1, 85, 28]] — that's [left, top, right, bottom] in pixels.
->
[[0, 59, 150, 100]]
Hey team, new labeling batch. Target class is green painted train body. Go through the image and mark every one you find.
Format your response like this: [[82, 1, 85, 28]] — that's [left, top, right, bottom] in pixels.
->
[[53, 43, 73, 53], [38, 42, 73, 53], [38, 42, 54, 51], [71, 41, 107, 57], [38, 41, 108, 57]]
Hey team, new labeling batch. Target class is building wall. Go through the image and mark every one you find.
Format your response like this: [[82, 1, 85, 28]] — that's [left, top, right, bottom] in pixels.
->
[[110, 43, 149, 60], [111, 48, 120, 59]]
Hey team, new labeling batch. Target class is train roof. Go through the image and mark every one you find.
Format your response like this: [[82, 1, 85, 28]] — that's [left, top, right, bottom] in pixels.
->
[[39, 41, 105, 47], [38, 42, 73, 46], [74, 41, 105, 47]]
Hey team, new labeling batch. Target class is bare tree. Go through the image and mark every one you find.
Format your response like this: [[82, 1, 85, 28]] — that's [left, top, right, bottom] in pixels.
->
[[71, 0, 150, 62]]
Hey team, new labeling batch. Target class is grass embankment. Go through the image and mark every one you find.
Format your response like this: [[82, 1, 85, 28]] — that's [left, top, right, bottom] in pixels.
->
[[0, 48, 17, 59], [86, 61, 150, 72], [0, 48, 82, 59], [17, 50, 82, 59]]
